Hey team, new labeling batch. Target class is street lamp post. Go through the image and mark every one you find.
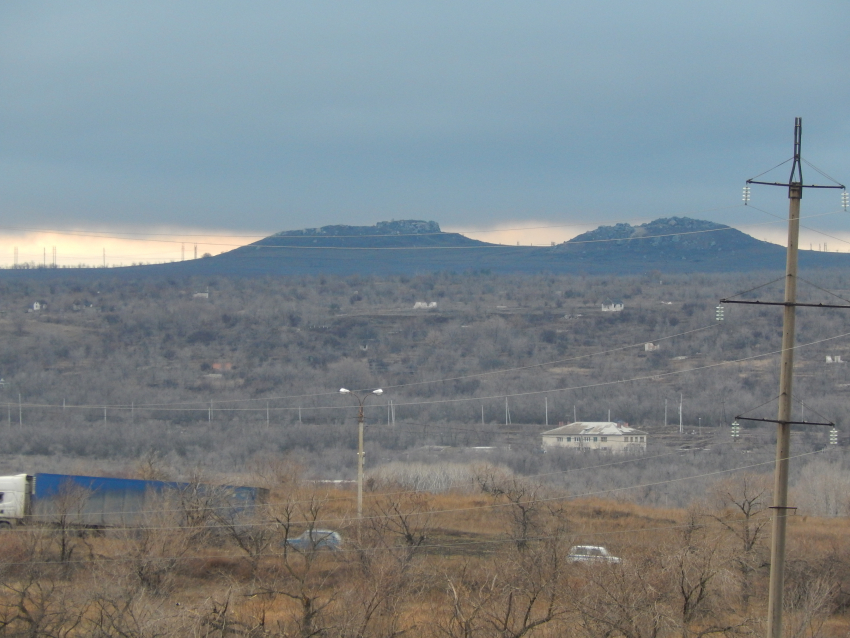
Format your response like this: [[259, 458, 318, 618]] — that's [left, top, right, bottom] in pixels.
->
[[339, 388, 383, 519]]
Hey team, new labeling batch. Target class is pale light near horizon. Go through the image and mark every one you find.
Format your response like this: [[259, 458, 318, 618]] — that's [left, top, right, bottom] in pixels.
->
[[0, 228, 267, 268], [0, 221, 848, 270]]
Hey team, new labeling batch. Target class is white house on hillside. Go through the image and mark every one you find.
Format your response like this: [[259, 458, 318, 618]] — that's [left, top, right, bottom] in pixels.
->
[[541, 422, 647, 454], [601, 301, 623, 312]]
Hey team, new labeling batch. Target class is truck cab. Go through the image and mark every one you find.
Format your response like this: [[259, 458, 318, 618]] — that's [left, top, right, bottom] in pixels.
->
[[0, 474, 32, 527]]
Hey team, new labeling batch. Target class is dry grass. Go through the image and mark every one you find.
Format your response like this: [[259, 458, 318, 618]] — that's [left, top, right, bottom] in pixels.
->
[[0, 484, 848, 636]]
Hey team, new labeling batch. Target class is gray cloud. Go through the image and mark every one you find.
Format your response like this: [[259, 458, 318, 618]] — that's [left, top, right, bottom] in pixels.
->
[[1, 1, 848, 234]]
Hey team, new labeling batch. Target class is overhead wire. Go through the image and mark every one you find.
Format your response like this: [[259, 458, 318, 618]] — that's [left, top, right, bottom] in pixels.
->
[[2, 433, 729, 524], [13, 326, 850, 414], [0, 204, 826, 254], [0, 447, 824, 549], [747, 204, 850, 248], [0, 204, 742, 245], [17, 324, 720, 410]]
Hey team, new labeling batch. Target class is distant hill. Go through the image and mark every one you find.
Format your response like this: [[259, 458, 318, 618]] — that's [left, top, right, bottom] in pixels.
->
[[256, 219, 486, 249], [194, 216, 843, 276], [1, 217, 847, 279], [563, 217, 763, 254]]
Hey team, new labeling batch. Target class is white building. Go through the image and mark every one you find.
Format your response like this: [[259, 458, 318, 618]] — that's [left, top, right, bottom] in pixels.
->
[[601, 302, 623, 312], [541, 422, 647, 454]]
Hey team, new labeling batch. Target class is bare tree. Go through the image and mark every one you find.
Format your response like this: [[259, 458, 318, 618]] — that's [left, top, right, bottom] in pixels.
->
[[0, 532, 89, 638], [573, 555, 671, 638], [247, 490, 342, 638], [783, 575, 837, 638], [707, 472, 771, 610], [48, 480, 93, 567], [664, 508, 749, 638]]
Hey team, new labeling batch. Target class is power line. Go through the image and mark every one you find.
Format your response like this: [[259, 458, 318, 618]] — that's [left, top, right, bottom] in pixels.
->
[[1, 205, 836, 254], [0, 447, 823, 548], [13, 327, 850, 414], [19, 324, 720, 410]]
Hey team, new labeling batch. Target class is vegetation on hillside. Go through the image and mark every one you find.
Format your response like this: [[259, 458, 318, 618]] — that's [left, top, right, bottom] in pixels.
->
[[0, 270, 848, 511]]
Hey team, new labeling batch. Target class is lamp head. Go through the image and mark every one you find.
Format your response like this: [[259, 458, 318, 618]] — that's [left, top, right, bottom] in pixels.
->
[[339, 388, 350, 394], [372, 389, 383, 395]]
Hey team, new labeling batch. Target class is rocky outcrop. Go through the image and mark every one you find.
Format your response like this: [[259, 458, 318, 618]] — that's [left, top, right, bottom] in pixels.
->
[[275, 220, 440, 237]]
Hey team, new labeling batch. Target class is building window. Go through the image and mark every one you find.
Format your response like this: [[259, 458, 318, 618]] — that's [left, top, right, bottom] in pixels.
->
[[566, 437, 571, 442], [601, 436, 607, 442], [593, 436, 598, 442], [584, 436, 591, 442], [556, 437, 563, 442]]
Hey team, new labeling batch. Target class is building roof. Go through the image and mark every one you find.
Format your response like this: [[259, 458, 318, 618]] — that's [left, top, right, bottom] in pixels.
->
[[541, 421, 647, 436]]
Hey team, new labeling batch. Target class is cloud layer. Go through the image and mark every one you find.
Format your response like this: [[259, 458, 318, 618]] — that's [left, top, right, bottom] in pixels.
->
[[1, 1, 848, 241]]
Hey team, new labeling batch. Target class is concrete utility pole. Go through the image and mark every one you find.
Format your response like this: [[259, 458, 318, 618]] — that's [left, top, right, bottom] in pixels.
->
[[678, 394, 682, 434], [726, 118, 846, 638], [339, 388, 383, 520], [766, 122, 803, 638]]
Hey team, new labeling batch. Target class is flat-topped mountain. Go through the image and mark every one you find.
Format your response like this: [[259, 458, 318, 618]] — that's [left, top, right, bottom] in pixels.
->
[[253, 220, 485, 249]]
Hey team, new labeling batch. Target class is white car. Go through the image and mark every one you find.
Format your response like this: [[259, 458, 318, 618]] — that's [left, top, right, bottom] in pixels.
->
[[568, 545, 621, 564], [285, 529, 343, 551]]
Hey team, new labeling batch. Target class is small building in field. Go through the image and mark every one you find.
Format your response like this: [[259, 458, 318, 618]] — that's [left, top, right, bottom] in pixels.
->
[[541, 421, 647, 454], [601, 301, 624, 312]]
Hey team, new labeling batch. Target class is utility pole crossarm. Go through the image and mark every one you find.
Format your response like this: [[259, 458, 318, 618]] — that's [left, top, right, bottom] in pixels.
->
[[735, 416, 834, 427], [719, 300, 850, 309], [746, 180, 844, 189]]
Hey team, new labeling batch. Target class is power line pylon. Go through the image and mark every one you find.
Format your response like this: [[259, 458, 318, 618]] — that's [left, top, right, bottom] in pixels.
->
[[734, 118, 845, 638]]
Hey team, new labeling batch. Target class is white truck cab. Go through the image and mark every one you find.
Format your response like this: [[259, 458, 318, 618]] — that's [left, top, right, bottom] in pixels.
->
[[0, 474, 31, 527]]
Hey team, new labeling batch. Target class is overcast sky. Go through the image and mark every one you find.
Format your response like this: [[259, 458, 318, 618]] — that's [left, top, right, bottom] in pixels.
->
[[1, 1, 849, 263]]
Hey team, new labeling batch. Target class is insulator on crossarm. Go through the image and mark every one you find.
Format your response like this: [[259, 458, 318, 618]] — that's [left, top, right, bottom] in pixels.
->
[[743, 185, 751, 205], [842, 191, 849, 211]]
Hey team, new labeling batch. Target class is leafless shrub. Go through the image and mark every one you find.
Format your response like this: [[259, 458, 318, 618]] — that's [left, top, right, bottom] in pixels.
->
[[784, 576, 837, 638]]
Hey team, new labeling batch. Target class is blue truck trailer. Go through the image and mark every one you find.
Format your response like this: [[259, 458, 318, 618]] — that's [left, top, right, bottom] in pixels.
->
[[0, 473, 268, 527]]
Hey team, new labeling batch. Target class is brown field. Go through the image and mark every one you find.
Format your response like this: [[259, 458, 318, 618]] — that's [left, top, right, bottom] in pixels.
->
[[0, 475, 847, 637]]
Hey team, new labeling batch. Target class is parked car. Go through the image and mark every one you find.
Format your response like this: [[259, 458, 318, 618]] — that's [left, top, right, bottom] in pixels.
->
[[568, 545, 621, 564], [285, 529, 343, 551]]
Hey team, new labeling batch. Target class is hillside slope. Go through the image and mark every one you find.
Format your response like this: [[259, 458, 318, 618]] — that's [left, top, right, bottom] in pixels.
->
[[0, 217, 847, 279], [180, 216, 848, 276]]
